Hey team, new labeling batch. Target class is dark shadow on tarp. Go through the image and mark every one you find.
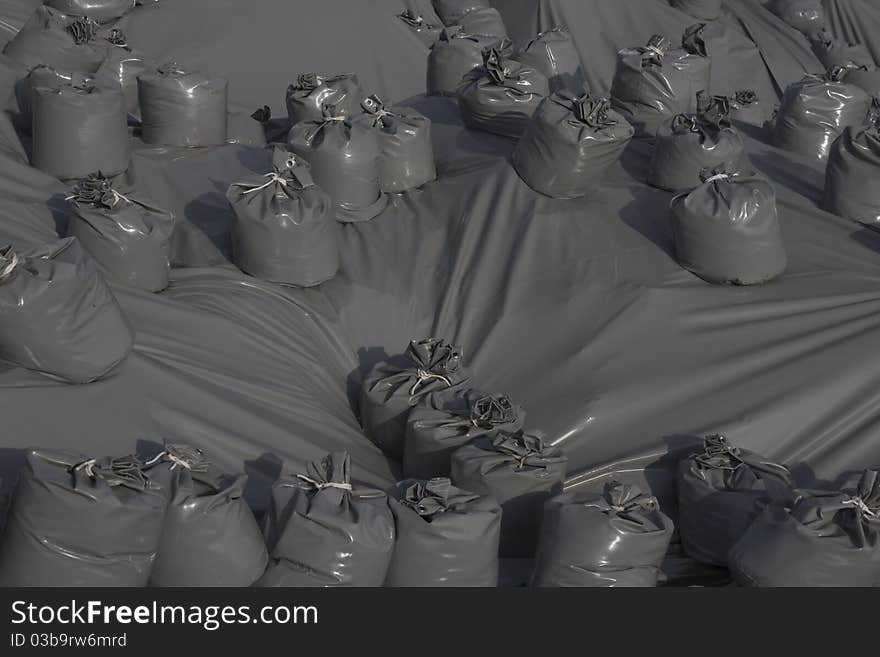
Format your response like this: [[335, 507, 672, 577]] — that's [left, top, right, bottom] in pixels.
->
[[0, 447, 26, 535], [618, 188, 677, 258], [850, 226, 880, 253], [346, 345, 407, 421], [47, 191, 72, 237], [243, 452, 284, 517], [746, 148, 825, 201]]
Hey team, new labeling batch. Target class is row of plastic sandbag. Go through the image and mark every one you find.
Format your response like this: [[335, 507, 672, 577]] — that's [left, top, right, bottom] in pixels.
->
[[398, 0, 509, 49]]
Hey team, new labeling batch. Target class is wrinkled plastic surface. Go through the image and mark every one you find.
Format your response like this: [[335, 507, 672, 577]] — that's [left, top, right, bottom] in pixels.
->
[[531, 481, 674, 587], [46, 1, 136, 24], [385, 477, 501, 587], [669, 0, 723, 22], [0, 238, 133, 383], [768, 0, 826, 35], [0, 449, 166, 587], [728, 89, 773, 126], [822, 121, 880, 226], [514, 92, 633, 199], [138, 63, 228, 147], [399, 10, 443, 48], [455, 7, 507, 39], [809, 30, 874, 69], [260, 452, 394, 587], [285, 73, 364, 127], [450, 432, 567, 557], [96, 33, 151, 120], [432, 0, 490, 26], [514, 28, 585, 93], [426, 29, 503, 96], [404, 389, 525, 479], [844, 66, 880, 98]]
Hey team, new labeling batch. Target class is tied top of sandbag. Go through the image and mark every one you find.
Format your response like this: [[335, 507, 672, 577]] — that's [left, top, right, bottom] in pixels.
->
[[156, 61, 190, 78], [670, 92, 733, 138], [251, 105, 271, 124], [681, 23, 708, 57], [790, 470, 880, 546], [399, 10, 438, 30], [143, 443, 211, 473], [67, 172, 132, 209], [399, 477, 479, 520], [105, 28, 129, 50], [230, 148, 316, 197], [293, 451, 353, 494], [294, 72, 354, 93], [594, 480, 659, 517], [479, 47, 542, 96], [361, 94, 396, 127], [470, 394, 518, 429], [0, 245, 19, 283], [490, 431, 558, 471], [405, 337, 464, 395], [692, 434, 794, 494], [69, 454, 152, 491], [66, 16, 99, 45], [732, 89, 759, 107], [634, 34, 671, 67], [556, 92, 618, 130]]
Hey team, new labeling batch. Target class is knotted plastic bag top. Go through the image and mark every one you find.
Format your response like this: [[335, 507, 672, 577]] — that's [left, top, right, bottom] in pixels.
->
[[68, 171, 130, 210], [292, 451, 353, 498], [490, 431, 558, 472], [230, 147, 316, 200], [670, 92, 733, 139], [361, 94, 397, 128], [399, 477, 480, 521], [69, 454, 152, 492], [470, 394, 519, 430], [555, 91, 618, 131], [404, 337, 464, 395], [585, 480, 667, 532], [681, 23, 708, 57], [480, 47, 541, 97], [399, 9, 439, 30], [295, 72, 353, 93], [0, 245, 18, 284], [791, 470, 880, 547], [66, 16, 99, 45], [692, 434, 794, 498], [732, 89, 759, 108], [633, 34, 671, 68]]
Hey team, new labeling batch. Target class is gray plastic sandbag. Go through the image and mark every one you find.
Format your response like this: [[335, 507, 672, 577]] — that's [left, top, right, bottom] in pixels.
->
[[671, 168, 787, 285], [31, 72, 129, 180], [450, 432, 567, 557], [772, 67, 871, 162], [46, 0, 136, 24], [66, 173, 174, 292], [138, 62, 228, 147], [432, 0, 490, 25], [0, 449, 166, 587], [513, 92, 634, 199], [455, 7, 507, 38], [822, 120, 880, 226], [648, 94, 744, 191], [844, 66, 880, 99], [385, 477, 501, 586], [728, 89, 773, 127], [227, 148, 339, 286], [95, 29, 151, 120], [404, 390, 525, 480], [669, 0, 723, 21], [809, 30, 874, 70], [458, 47, 549, 139], [2, 7, 107, 74], [676, 434, 795, 566], [514, 27, 584, 94], [0, 238, 133, 383], [728, 471, 880, 587], [426, 28, 504, 96], [259, 452, 394, 587], [361, 338, 470, 460], [227, 107, 268, 147], [285, 73, 365, 127], [361, 95, 436, 193], [398, 10, 443, 48], [144, 445, 268, 587], [531, 481, 674, 587], [767, 0, 825, 35]]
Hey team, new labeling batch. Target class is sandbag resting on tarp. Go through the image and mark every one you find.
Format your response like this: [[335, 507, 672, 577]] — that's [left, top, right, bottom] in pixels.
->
[[138, 62, 228, 147], [285, 73, 365, 127], [227, 147, 339, 287], [287, 107, 387, 223], [450, 431, 567, 557], [670, 168, 787, 286], [458, 47, 549, 139], [669, 0, 723, 22], [145, 444, 268, 587], [45, 0, 136, 24], [809, 29, 874, 69], [432, 0, 490, 26], [823, 117, 880, 226], [404, 390, 524, 480], [0, 450, 165, 587], [226, 107, 268, 148], [530, 481, 674, 587], [728, 470, 880, 587], [2, 6, 107, 74], [67, 172, 174, 292], [513, 27, 584, 94], [648, 93, 744, 192], [361, 338, 469, 460], [513, 92, 633, 199], [676, 435, 795, 566], [767, 0, 826, 35], [398, 10, 443, 48], [96, 28, 151, 120], [385, 477, 501, 586], [30, 69, 129, 181], [426, 28, 504, 96], [361, 95, 437, 193], [454, 7, 507, 39], [772, 66, 871, 162], [728, 89, 773, 127], [260, 452, 394, 587], [0, 238, 133, 383]]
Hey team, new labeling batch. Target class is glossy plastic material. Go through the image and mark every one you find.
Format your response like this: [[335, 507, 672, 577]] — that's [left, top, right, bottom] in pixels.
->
[[772, 69, 871, 162], [728, 89, 773, 127], [0, 449, 166, 587], [398, 10, 442, 48], [146, 445, 268, 587], [385, 477, 501, 587], [676, 435, 795, 566], [46, 0, 136, 24], [226, 108, 268, 147], [458, 47, 549, 138], [138, 62, 228, 147], [514, 28, 585, 93], [31, 72, 129, 180], [0, 238, 133, 383], [260, 452, 394, 587], [456, 7, 507, 39], [823, 122, 880, 226], [426, 28, 504, 96], [450, 432, 567, 557], [514, 92, 634, 199], [669, 0, 723, 21], [360, 337, 469, 460], [432, 0, 491, 26], [96, 30, 151, 119], [404, 389, 525, 479], [728, 471, 880, 587], [809, 30, 874, 70], [844, 66, 880, 99], [227, 148, 339, 287], [531, 481, 674, 587], [767, 0, 826, 35], [67, 173, 174, 292], [285, 73, 365, 127]]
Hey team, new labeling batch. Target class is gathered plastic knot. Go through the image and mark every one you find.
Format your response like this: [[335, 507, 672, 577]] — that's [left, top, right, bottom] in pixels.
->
[[570, 95, 617, 129], [695, 91, 732, 131], [484, 47, 515, 85], [825, 65, 849, 83], [361, 94, 395, 125], [693, 433, 746, 471], [319, 103, 347, 124], [471, 394, 517, 429], [604, 480, 658, 514], [493, 432, 547, 470], [643, 35, 669, 63], [66, 172, 131, 209], [0, 245, 18, 282], [158, 62, 187, 77], [399, 10, 434, 28], [405, 337, 462, 396], [251, 105, 271, 123], [144, 444, 210, 472], [402, 478, 452, 517], [67, 17, 98, 44], [409, 368, 453, 396], [106, 28, 128, 48], [734, 89, 758, 106], [297, 72, 322, 91], [700, 165, 740, 184], [682, 23, 708, 56], [295, 473, 353, 492], [239, 172, 289, 195], [71, 455, 150, 490], [843, 495, 879, 520]]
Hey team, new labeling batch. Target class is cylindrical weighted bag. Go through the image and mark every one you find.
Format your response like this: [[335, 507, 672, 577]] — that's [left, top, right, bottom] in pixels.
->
[[361, 95, 436, 193], [145, 445, 268, 587], [404, 390, 525, 480], [514, 92, 634, 199], [809, 30, 874, 70], [227, 148, 339, 286], [822, 121, 880, 226], [772, 67, 871, 162], [514, 27, 584, 94], [2, 7, 107, 74], [767, 0, 825, 35], [360, 337, 470, 460], [432, 0, 490, 25], [31, 73, 129, 180], [385, 477, 501, 587], [46, 0, 136, 24], [676, 434, 795, 566], [96, 29, 151, 119], [0, 450, 166, 587], [259, 452, 395, 587], [450, 432, 567, 557], [138, 62, 228, 147], [427, 28, 505, 96], [669, 0, 723, 21], [728, 470, 880, 587], [398, 10, 443, 48], [287, 108, 387, 222], [67, 173, 174, 292], [285, 73, 365, 126], [531, 481, 674, 587], [0, 238, 133, 383], [455, 7, 507, 39], [458, 47, 549, 138], [728, 89, 773, 127]]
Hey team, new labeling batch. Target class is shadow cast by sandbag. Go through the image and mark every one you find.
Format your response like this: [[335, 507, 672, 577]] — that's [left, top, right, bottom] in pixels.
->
[[47, 191, 74, 236], [0, 447, 27, 534], [345, 345, 409, 421], [849, 226, 880, 253], [746, 148, 825, 201], [243, 452, 284, 518], [618, 187, 678, 258]]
